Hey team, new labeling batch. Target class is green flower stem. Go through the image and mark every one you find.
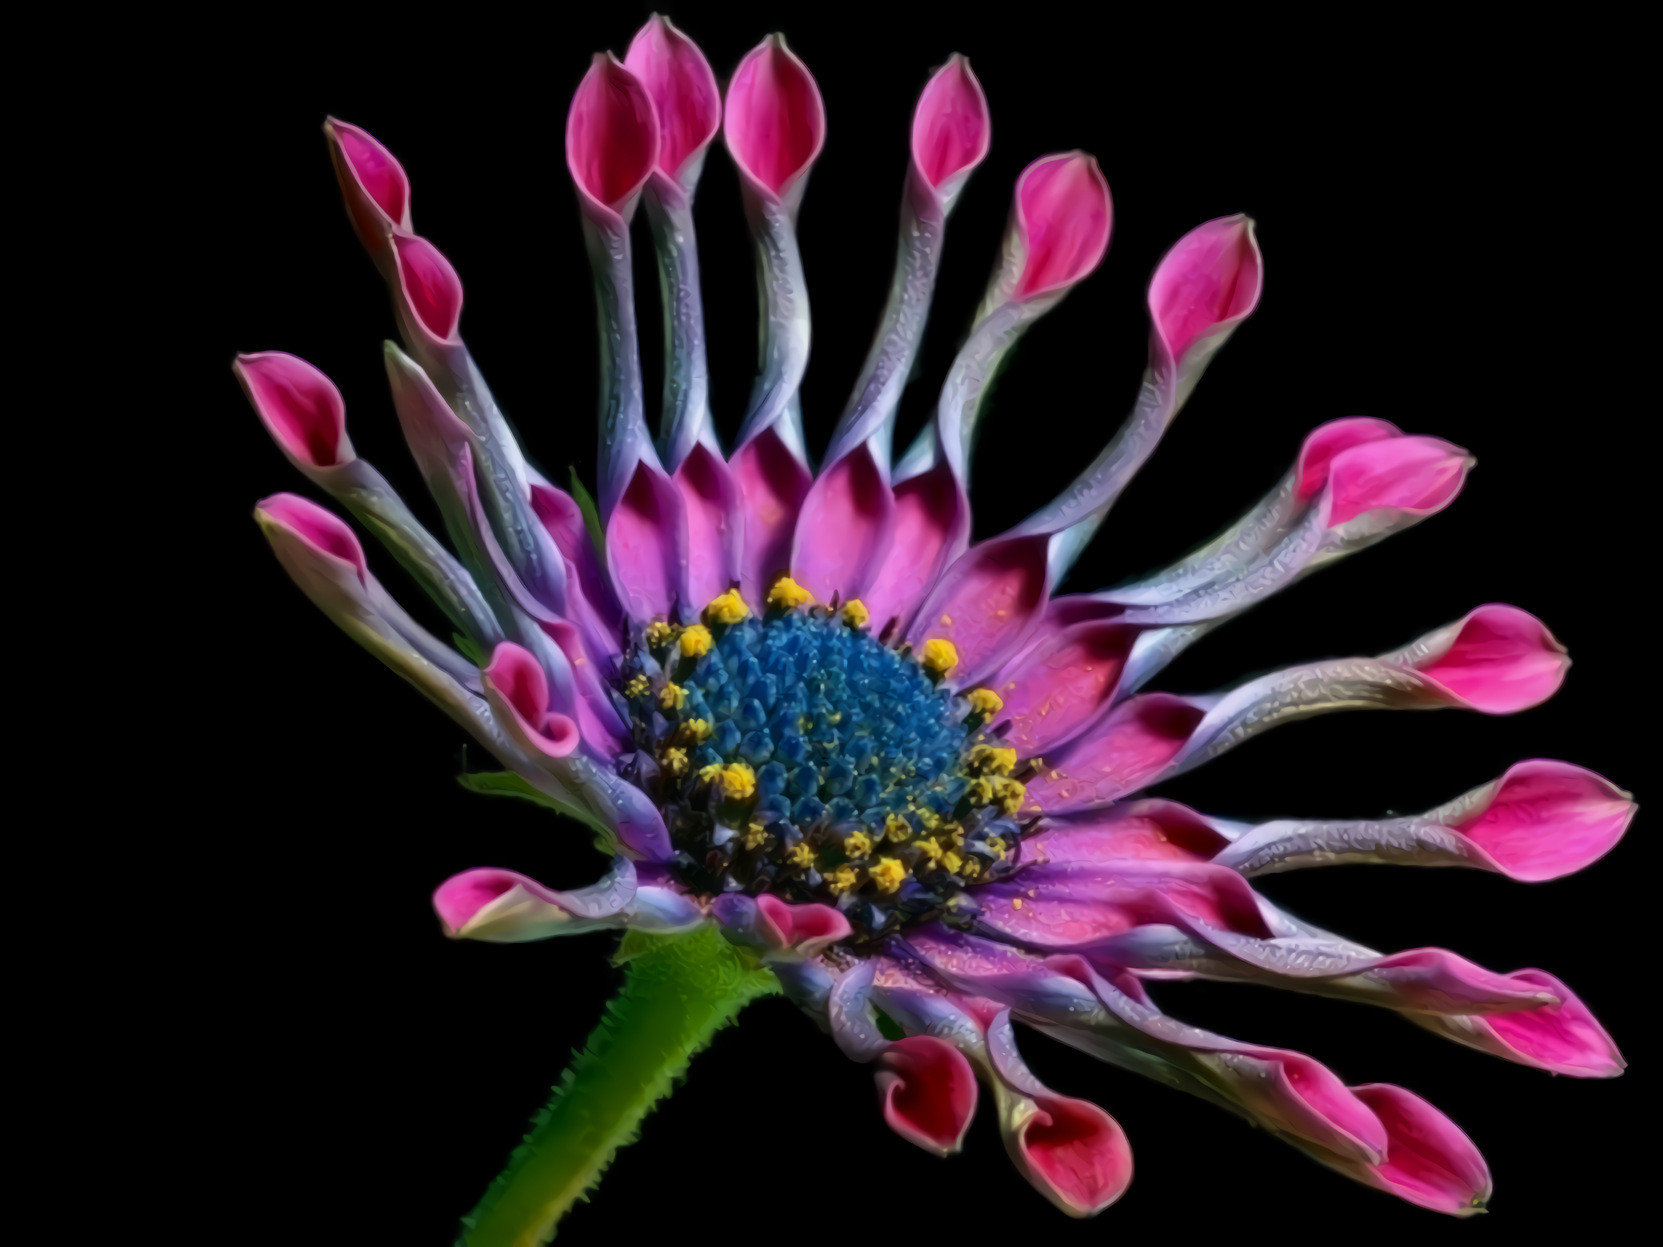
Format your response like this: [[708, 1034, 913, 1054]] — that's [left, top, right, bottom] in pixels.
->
[[457, 924, 780, 1246]]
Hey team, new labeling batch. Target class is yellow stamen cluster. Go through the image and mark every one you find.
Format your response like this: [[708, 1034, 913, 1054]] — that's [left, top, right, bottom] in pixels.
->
[[882, 814, 912, 843], [741, 822, 771, 851], [679, 625, 714, 657], [697, 762, 725, 784], [623, 674, 651, 699], [843, 830, 875, 857], [767, 576, 815, 611], [662, 747, 689, 777], [869, 856, 907, 894], [968, 744, 1018, 776], [658, 682, 687, 712], [920, 637, 958, 678], [717, 761, 757, 800], [965, 687, 1004, 718], [682, 718, 713, 743], [993, 778, 1027, 815], [825, 866, 861, 896], [644, 621, 678, 650], [704, 590, 749, 626], [785, 842, 816, 868], [841, 599, 870, 629]]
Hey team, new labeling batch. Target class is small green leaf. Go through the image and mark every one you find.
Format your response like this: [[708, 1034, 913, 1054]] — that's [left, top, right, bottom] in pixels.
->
[[872, 1004, 905, 1042], [569, 466, 606, 560], [451, 632, 487, 666]]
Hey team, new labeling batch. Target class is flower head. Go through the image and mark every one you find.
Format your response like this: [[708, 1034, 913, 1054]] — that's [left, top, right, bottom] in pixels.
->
[[242, 20, 1630, 1234]]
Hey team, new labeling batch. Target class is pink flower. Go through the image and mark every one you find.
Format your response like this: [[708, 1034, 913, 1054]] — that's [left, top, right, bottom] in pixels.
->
[[246, 20, 1631, 1226]]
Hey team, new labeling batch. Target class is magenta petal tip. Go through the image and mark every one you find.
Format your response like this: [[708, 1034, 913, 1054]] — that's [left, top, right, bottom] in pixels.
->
[[234, 350, 352, 470], [567, 51, 660, 219], [912, 54, 991, 195], [625, 15, 720, 186], [1149, 212, 1263, 365], [724, 33, 826, 200], [1012, 152, 1113, 301]]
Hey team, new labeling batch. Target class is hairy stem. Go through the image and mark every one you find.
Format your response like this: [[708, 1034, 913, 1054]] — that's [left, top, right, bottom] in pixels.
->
[[457, 924, 779, 1246]]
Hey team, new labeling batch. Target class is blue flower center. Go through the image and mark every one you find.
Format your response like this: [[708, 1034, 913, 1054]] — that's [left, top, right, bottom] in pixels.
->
[[617, 605, 1026, 940]]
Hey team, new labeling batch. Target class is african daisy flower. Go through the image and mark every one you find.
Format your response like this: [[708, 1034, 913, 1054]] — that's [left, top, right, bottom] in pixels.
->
[[239, 15, 1632, 1244]]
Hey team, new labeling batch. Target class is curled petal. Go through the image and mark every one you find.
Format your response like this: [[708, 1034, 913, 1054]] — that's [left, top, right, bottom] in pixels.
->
[[1387, 603, 1569, 714], [874, 1036, 979, 1156], [724, 34, 825, 201], [625, 15, 720, 187], [432, 859, 636, 942], [755, 894, 852, 958], [1326, 435, 1472, 526], [256, 492, 366, 585], [566, 52, 659, 219], [1316, 1085, 1493, 1216], [1148, 212, 1262, 371], [235, 351, 352, 469], [911, 54, 990, 201], [324, 117, 412, 261], [392, 234, 464, 345], [985, 1012, 1131, 1216], [481, 642, 580, 758], [1296, 417, 1404, 501], [1012, 153, 1112, 302], [1415, 968, 1625, 1077], [1449, 759, 1636, 881]]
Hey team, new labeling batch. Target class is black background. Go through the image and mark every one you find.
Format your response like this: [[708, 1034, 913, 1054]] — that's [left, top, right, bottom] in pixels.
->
[[182, 3, 1647, 1242]]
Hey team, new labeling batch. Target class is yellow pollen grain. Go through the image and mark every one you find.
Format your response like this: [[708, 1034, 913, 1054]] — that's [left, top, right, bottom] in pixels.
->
[[679, 624, 714, 657], [920, 637, 958, 677], [915, 836, 943, 863], [966, 688, 1004, 717], [767, 576, 815, 610], [623, 674, 650, 698], [742, 822, 771, 851], [1012, 897, 1024, 910], [657, 682, 687, 712], [940, 849, 964, 874], [719, 761, 757, 800], [960, 856, 983, 879], [683, 718, 713, 744], [704, 590, 749, 626], [870, 857, 907, 894], [883, 814, 912, 843], [843, 830, 875, 857], [662, 748, 689, 777], [985, 836, 1007, 859], [841, 599, 870, 629], [826, 865, 860, 896]]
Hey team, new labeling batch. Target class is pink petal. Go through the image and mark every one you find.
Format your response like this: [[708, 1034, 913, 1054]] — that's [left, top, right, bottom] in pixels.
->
[[790, 443, 894, 604], [1013, 1096, 1133, 1216], [755, 894, 852, 957], [1013, 152, 1112, 301], [1346, 1084, 1492, 1215], [911, 54, 990, 194], [234, 351, 351, 469], [432, 860, 636, 941], [625, 15, 721, 183], [1473, 969, 1625, 1076], [482, 642, 580, 758], [724, 34, 825, 200], [860, 461, 967, 638], [1325, 435, 1472, 526], [908, 534, 1050, 684], [673, 443, 744, 611], [1410, 604, 1570, 713], [1294, 417, 1403, 502], [324, 118, 412, 260], [1025, 800, 1232, 866], [1148, 213, 1262, 366], [604, 462, 688, 623], [392, 234, 463, 344], [254, 492, 366, 584], [991, 618, 1138, 754], [1454, 759, 1636, 881], [565, 52, 659, 216], [874, 1036, 978, 1156], [731, 426, 813, 606], [528, 481, 625, 639], [1024, 694, 1205, 813]]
